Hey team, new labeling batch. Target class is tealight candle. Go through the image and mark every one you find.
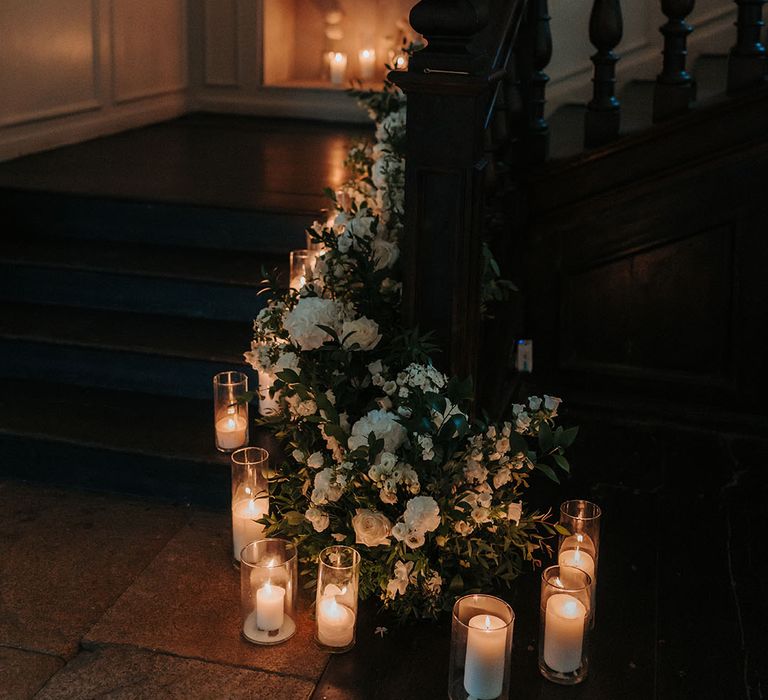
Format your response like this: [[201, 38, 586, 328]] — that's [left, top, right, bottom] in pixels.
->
[[464, 614, 507, 700], [543, 594, 587, 673], [317, 594, 355, 648], [231, 497, 268, 562], [358, 48, 376, 80], [216, 413, 248, 450], [329, 51, 347, 85], [256, 581, 285, 631]]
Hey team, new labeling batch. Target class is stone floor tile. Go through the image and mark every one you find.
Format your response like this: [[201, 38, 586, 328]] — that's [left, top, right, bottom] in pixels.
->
[[35, 645, 314, 700], [0, 646, 63, 700], [0, 480, 187, 658], [84, 512, 330, 682]]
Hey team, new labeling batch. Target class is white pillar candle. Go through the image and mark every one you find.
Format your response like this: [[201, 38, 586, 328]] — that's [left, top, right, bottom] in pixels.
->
[[256, 581, 285, 631], [257, 370, 278, 416], [329, 52, 347, 85], [215, 414, 247, 450], [463, 614, 507, 700], [543, 593, 587, 673], [231, 497, 268, 562], [558, 548, 596, 582], [317, 595, 355, 647], [358, 48, 376, 80]]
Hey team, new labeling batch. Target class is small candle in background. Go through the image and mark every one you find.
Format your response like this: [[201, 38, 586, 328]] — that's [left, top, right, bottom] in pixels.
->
[[463, 614, 507, 700], [257, 369, 278, 416], [231, 496, 268, 562], [213, 371, 249, 453], [543, 593, 587, 673], [558, 534, 596, 582], [358, 48, 376, 80], [329, 52, 348, 85]]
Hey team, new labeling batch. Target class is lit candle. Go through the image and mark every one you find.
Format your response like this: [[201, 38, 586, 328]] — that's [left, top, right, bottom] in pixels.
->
[[558, 548, 595, 583], [317, 593, 355, 647], [358, 48, 376, 80], [231, 497, 268, 562], [463, 614, 507, 700], [256, 581, 285, 631], [215, 413, 247, 450], [329, 52, 348, 85], [393, 53, 408, 70], [543, 593, 587, 673], [257, 370, 278, 416]]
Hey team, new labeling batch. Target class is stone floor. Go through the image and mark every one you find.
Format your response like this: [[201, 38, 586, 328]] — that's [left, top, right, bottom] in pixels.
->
[[1, 421, 766, 699]]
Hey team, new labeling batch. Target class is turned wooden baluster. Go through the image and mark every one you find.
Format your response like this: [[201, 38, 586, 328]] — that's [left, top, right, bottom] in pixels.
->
[[653, 0, 696, 122], [585, 0, 623, 149], [518, 0, 553, 163], [727, 0, 767, 93]]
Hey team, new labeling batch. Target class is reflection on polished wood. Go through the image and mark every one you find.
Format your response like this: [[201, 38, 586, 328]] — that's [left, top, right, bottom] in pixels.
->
[[0, 112, 371, 214]]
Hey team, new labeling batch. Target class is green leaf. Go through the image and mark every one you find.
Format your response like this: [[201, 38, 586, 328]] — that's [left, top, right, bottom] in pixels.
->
[[284, 511, 306, 526], [538, 420, 554, 453], [535, 463, 560, 483], [276, 368, 300, 385], [554, 524, 571, 536], [558, 426, 579, 448], [553, 454, 570, 473], [449, 574, 464, 593], [323, 422, 347, 445]]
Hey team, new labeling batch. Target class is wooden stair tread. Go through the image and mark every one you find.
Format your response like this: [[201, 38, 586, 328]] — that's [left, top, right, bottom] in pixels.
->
[[0, 302, 249, 364], [0, 236, 285, 289], [0, 379, 227, 466]]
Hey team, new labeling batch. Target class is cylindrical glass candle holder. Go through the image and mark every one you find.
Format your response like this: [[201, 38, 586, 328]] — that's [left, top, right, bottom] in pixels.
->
[[539, 565, 591, 685], [558, 500, 601, 624], [240, 539, 297, 645], [257, 369, 279, 416], [213, 371, 249, 452], [448, 594, 514, 700], [315, 546, 360, 653], [231, 447, 269, 564], [289, 249, 317, 291]]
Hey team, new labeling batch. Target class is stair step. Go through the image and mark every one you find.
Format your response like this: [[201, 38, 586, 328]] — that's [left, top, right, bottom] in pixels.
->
[[0, 303, 252, 399], [2, 190, 313, 254], [0, 238, 281, 321], [0, 379, 279, 507]]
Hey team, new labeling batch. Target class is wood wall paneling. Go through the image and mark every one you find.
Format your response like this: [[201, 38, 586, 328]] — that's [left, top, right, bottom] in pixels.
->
[[111, 0, 187, 104], [0, 0, 100, 127], [203, 0, 239, 86]]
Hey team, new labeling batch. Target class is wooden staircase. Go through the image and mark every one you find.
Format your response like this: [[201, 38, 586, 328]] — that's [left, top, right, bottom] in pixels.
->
[[0, 114, 369, 506]]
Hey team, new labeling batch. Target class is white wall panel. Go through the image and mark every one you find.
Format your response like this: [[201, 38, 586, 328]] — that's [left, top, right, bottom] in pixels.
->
[[111, 0, 187, 103], [204, 0, 239, 86], [0, 0, 100, 127]]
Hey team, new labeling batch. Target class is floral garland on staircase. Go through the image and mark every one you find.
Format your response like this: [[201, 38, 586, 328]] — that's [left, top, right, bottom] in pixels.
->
[[245, 78, 575, 620]]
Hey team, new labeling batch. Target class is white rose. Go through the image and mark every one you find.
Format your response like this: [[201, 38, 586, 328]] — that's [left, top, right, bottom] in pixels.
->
[[493, 469, 512, 489], [454, 520, 474, 536], [351, 509, 392, 547], [372, 238, 400, 271], [528, 396, 542, 411], [507, 501, 523, 525], [417, 435, 435, 461], [403, 496, 441, 534], [283, 297, 340, 350], [367, 360, 383, 375], [341, 317, 382, 351], [516, 413, 532, 431], [382, 380, 397, 396], [543, 395, 562, 413], [305, 507, 330, 532], [405, 530, 426, 549], [275, 352, 300, 372], [391, 522, 408, 541], [471, 506, 491, 524], [347, 409, 406, 453], [307, 451, 324, 469]]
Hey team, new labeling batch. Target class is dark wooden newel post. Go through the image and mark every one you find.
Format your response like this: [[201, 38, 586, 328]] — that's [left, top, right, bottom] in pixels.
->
[[389, 0, 493, 383], [727, 0, 767, 93]]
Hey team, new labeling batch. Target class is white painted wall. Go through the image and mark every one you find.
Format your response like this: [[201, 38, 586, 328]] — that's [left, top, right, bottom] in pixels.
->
[[0, 0, 740, 160], [547, 0, 737, 112], [0, 0, 188, 161]]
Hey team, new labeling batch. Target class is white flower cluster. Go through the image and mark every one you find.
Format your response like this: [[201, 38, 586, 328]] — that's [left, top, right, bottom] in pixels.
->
[[367, 451, 420, 504], [391, 495, 441, 549], [511, 394, 562, 433]]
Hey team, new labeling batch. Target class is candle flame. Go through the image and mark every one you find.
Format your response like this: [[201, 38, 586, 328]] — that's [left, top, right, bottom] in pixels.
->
[[332, 52, 344, 64], [484, 615, 491, 630], [245, 486, 252, 495], [264, 581, 272, 594], [361, 49, 373, 59]]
